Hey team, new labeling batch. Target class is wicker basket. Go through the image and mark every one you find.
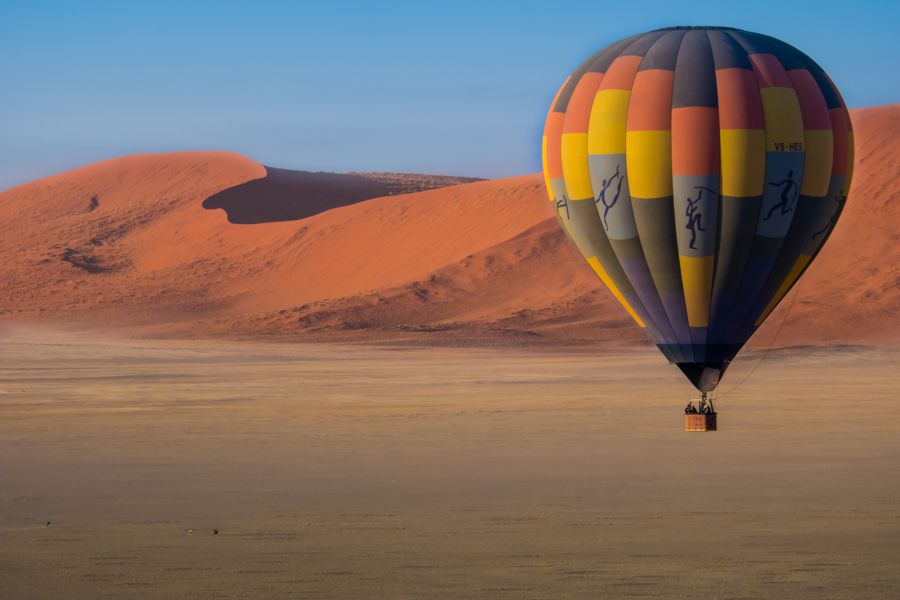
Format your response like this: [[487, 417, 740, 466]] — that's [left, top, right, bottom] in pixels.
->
[[685, 413, 717, 432]]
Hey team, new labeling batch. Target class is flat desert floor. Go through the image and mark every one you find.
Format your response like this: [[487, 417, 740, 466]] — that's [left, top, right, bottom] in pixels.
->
[[1, 335, 898, 599]]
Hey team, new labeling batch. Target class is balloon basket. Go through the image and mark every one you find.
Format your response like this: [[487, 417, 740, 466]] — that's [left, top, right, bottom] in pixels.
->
[[684, 412, 717, 432], [684, 393, 717, 431]]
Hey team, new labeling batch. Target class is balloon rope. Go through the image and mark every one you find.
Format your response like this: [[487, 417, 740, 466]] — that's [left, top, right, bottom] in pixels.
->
[[716, 278, 803, 398]]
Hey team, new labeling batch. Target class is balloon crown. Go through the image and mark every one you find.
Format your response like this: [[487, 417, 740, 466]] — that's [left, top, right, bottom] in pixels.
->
[[658, 25, 740, 31]]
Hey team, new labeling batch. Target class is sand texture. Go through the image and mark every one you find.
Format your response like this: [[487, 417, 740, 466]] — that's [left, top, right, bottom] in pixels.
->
[[1, 336, 899, 598]]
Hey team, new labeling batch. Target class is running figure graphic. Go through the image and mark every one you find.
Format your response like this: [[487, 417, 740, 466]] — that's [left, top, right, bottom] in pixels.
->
[[685, 186, 714, 250], [764, 169, 799, 221], [555, 193, 569, 219], [812, 192, 847, 240], [595, 164, 625, 230]]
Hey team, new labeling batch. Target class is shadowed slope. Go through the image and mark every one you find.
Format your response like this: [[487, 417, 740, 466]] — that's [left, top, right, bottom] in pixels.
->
[[202, 168, 482, 224]]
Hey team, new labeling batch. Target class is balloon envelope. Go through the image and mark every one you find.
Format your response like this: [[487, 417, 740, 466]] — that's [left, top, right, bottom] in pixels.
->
[[542, 27, 853, 391]]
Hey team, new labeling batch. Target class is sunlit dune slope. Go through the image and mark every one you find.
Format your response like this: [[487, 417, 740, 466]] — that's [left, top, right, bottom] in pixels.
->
[[774, 105, 900, 346], [0, 106, 897, 347]]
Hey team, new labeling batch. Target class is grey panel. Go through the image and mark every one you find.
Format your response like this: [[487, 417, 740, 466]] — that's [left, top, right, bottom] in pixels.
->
[[673, 175, 720, 257], [589, 154, 637, 240], [757, 152, 804, 238]]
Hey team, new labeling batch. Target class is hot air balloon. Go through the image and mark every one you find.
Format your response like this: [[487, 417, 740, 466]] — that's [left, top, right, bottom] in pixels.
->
[[542, 27, 853, 429]]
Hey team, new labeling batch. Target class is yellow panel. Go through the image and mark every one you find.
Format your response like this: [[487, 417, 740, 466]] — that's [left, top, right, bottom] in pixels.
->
[[586, 256, 645, 327], [720, 129, 765, 197], [679, 255, 715, 327], [800, 129, 834, 197], [541, 136, 554, 201], [755, 253, 812, 326], [561, 132, 593, 200], [587, 89, 630, 155], [625, 130, 672, 199], [760, 87, 804, 152]]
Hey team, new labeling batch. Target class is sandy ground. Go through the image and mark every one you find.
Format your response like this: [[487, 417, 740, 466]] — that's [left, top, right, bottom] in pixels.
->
[[1, 336, 899, 599]]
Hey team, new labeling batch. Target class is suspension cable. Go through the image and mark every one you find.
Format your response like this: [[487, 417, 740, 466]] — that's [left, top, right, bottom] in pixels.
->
[[715, 278, 804, 398]]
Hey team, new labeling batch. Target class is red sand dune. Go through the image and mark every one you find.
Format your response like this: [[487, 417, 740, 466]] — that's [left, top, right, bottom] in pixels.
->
[[0, 105, 898, 347]]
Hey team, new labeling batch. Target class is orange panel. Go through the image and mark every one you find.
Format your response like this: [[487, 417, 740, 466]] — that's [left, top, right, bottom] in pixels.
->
[[598, 55, 641, 90], [788, 69, 831, 130], [563, 72, 604, 134], [626, 70, 674, 131], [748, 53, 792, 87], [672, 107, 720, 175], [715, 68, 764, 129]]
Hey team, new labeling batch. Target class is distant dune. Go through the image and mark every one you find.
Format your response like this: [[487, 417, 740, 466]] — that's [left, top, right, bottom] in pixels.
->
[[1, 105, 898, 347]]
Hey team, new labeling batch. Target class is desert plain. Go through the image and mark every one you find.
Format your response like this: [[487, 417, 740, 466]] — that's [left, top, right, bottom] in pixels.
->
[[0, 105, 899, 598], [0, 335, 899, 599]]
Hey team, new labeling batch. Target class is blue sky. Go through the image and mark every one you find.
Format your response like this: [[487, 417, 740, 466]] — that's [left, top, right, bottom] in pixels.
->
[[1, 0, 897, 189]]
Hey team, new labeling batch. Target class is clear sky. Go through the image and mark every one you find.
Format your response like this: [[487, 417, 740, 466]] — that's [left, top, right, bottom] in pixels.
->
[[1, 0, 897, 190]]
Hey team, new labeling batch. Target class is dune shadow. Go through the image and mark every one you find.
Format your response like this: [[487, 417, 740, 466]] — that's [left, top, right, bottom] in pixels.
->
[[202, 167, 404, 224], [203, 167, 484, 225]]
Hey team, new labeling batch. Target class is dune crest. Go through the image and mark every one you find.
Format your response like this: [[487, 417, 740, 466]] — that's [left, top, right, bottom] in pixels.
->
[[1, 106, 898, 347]]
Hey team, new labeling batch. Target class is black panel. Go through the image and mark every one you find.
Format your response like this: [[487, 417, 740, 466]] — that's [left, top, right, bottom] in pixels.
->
[[673, 30, 718, 107]]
